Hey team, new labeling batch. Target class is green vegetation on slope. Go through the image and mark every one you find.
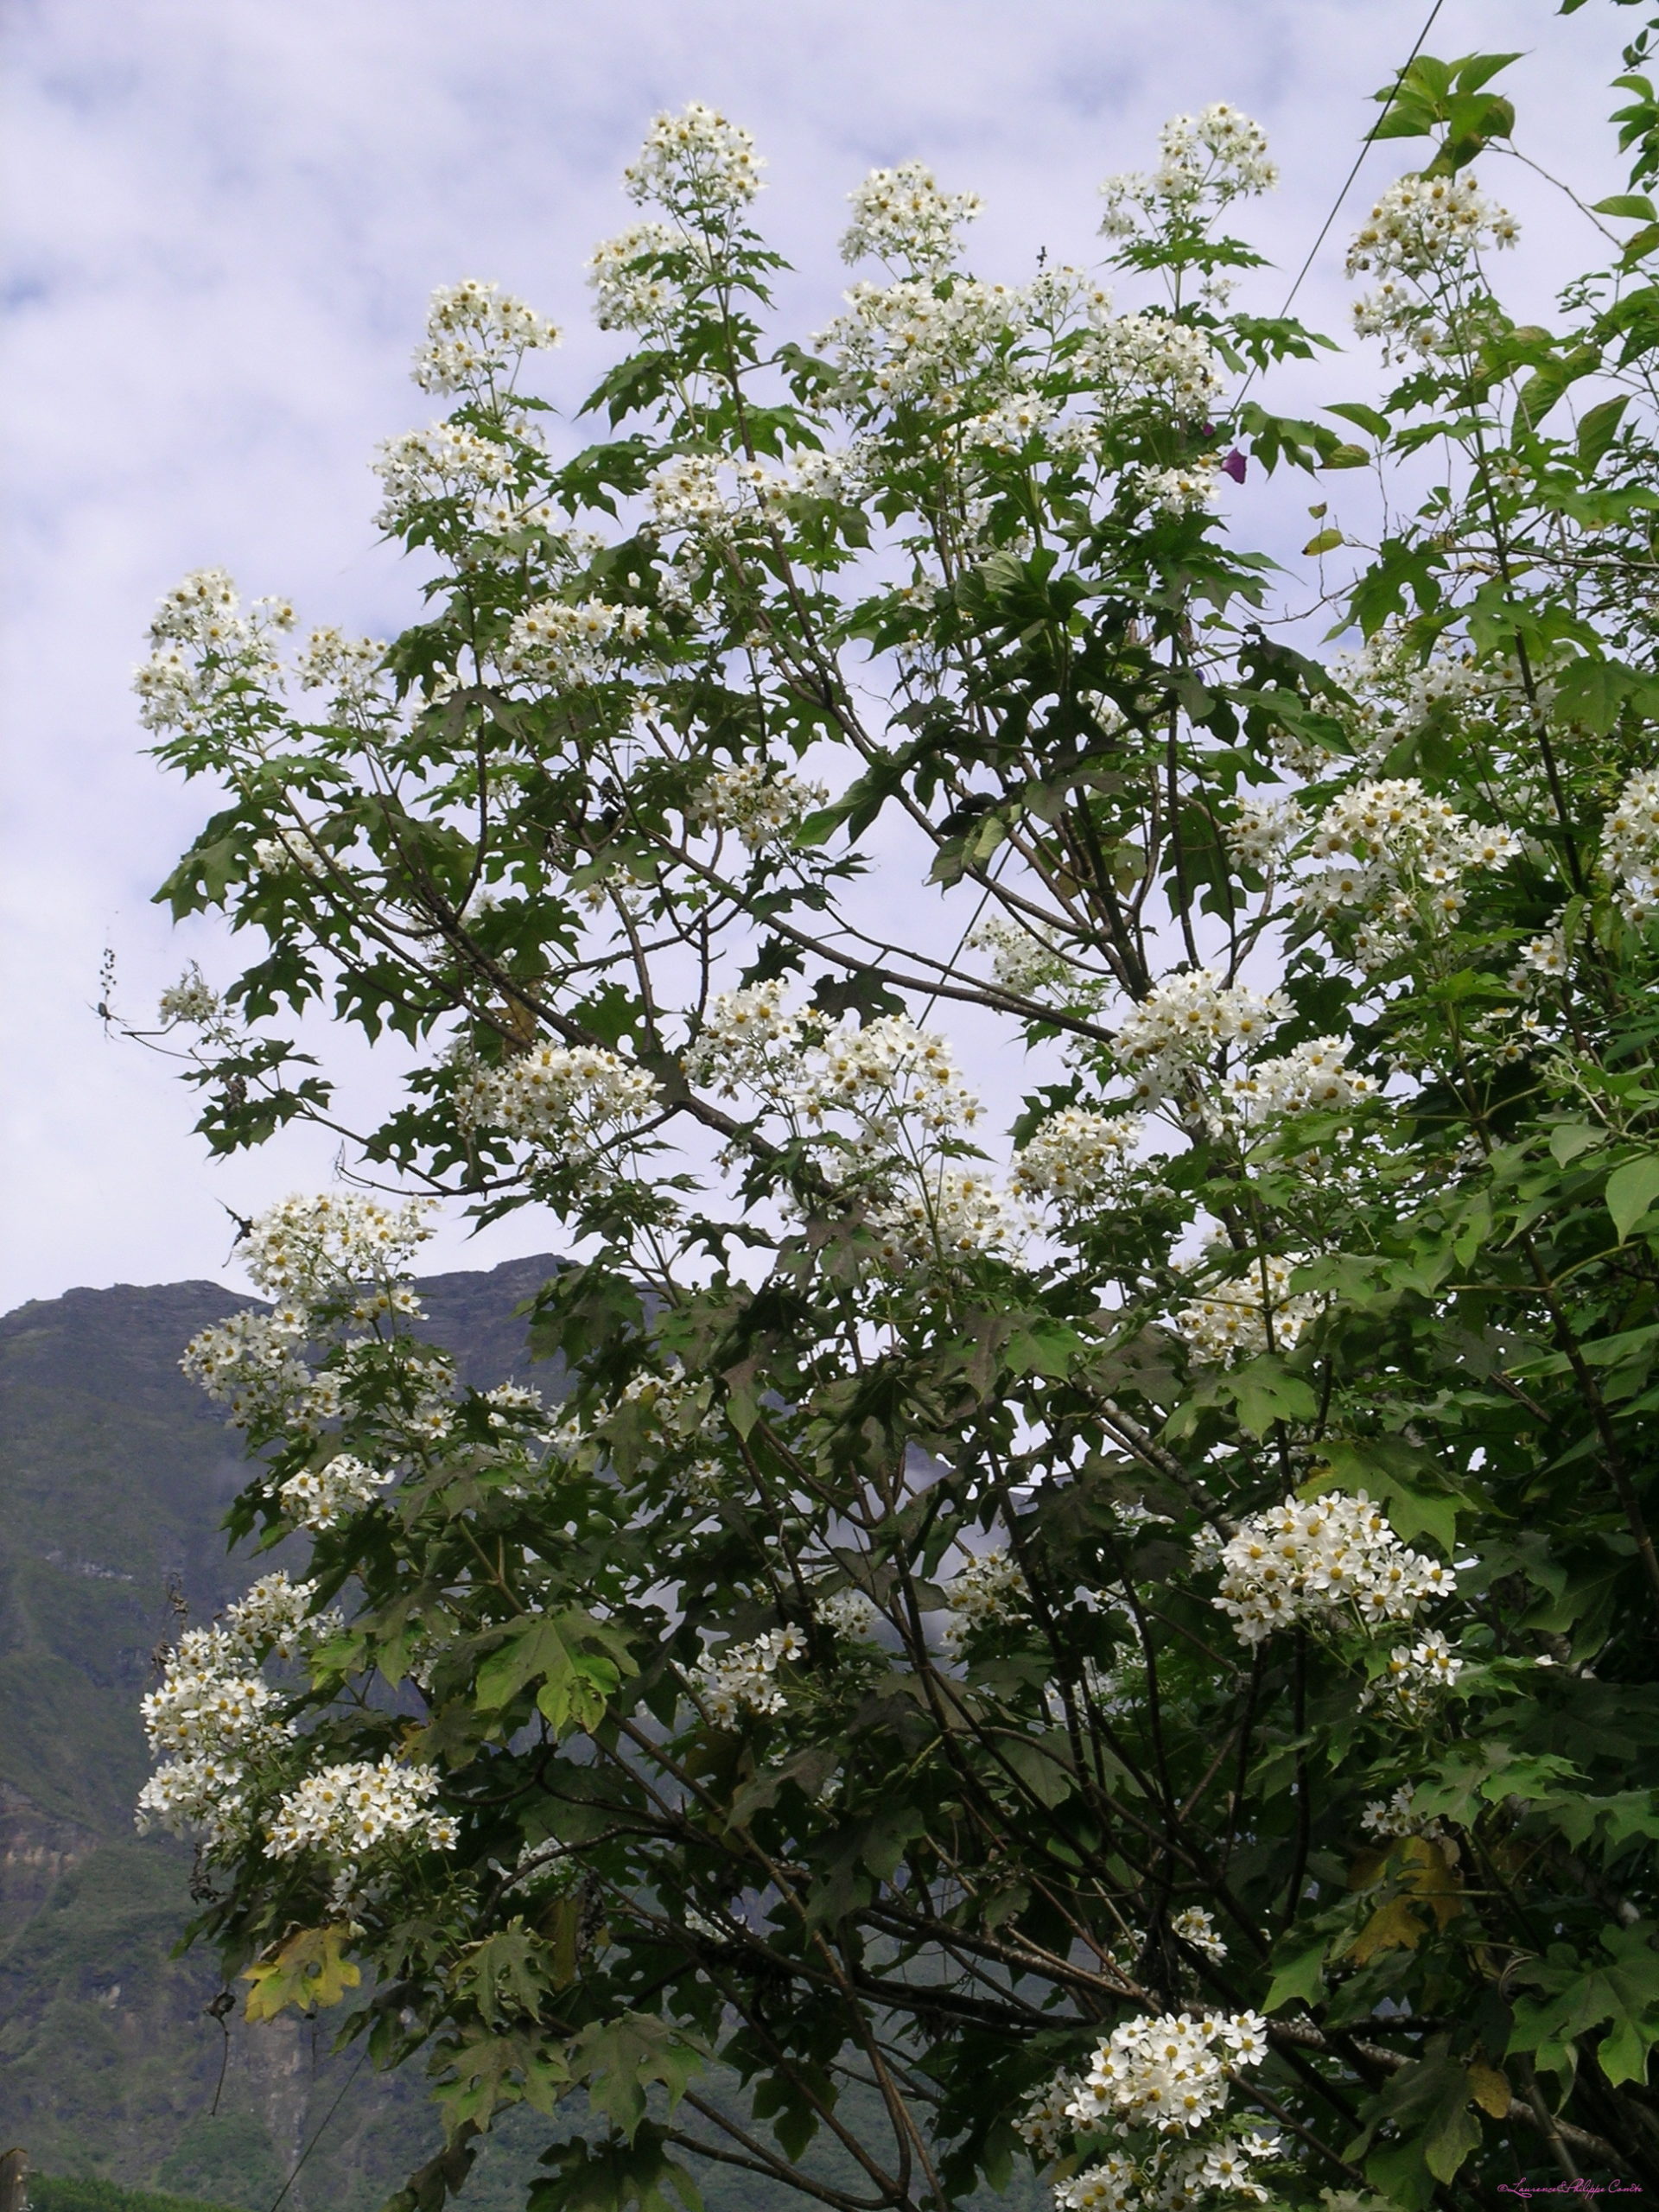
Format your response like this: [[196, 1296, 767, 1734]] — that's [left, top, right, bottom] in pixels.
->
[[30, 2172, 244, 2212], [0, 1262, 561, 2209]]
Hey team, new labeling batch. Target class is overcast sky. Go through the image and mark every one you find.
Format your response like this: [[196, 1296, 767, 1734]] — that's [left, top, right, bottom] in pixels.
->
[[0, 0, 1635, 1311]]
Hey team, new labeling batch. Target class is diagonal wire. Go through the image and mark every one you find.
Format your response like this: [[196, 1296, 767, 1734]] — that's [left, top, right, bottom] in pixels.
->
[[264, 2047, 369, 2212], [1234, 0, 1448, 411]]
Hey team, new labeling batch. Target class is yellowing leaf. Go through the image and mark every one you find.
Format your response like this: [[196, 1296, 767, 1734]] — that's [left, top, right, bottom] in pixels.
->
[[1347, 1892, 1426, 1965], [1347, 1846, 1390, 1891], [543, 1892, 582, 1988], [1468, 2058, 1511, 2118], [243, 1923, 361, 2022], [1399, 1835, 1464, 1930], [1303, 527, 1345, 556], [495, 976, 550, 1051]]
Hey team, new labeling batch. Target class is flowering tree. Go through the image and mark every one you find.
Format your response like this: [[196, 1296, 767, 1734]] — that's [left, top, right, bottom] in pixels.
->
[[129, 22, 1659, 2211]]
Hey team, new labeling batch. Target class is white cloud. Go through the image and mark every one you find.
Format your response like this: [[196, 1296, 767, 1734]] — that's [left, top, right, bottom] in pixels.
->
[[0, 0, 1628, 1306]]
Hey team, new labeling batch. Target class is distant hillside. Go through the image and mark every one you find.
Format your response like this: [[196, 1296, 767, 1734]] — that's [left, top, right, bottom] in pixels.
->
[[0, 1257, 566, 2209], [0, 1263, 1035, 2212]]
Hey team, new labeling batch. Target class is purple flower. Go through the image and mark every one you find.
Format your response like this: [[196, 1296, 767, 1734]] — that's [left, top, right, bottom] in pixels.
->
[[1221, 448, 1247, 485]]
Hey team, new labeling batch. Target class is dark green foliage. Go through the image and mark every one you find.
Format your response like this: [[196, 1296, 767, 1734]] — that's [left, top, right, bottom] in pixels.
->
[[30, 2172, 244, 2212]]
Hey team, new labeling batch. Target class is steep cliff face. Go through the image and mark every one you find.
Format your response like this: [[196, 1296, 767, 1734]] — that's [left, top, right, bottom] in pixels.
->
[[0, 1259, 564, 2209], [0, 1783, 99, 1944]]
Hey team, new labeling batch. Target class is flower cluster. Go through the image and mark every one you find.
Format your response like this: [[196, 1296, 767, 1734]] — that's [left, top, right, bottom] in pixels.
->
[[1347, 173, 1516, 282], [1157, 103, 1277, 203], [1052, 2137, 1274, 2212], [972, 914, 1098, 1001], [372, 421, 531, 537], [137, 1573, 326, 1852], [777, 448, 849, 501], [728, 451, 849, 517], [690, 761, 828, 849], [1171, 1907, 1229, 1962], [1064, 2009, 1268, 2136], [240, 1191, 435, 1313], [1510, 926, 1569, 994], [624, 102, 764, 214], [840, 161, 982, 273], [802, 1014, 985, 1137], [1134, 456, 1221, 515], [1223, 1036, 1375, 1123], [1019, 2073, 1090, 2160], [292, 626, 385, 714], [646, 452, 732, 534], [812, 1586, 879, 1639], [226, 1569, 326, 1656], [1210, 1491, 1455, 1646], [1114, 970, 1290, 1101], [944, 1549, 1029, 1645], [279, 1451, 392, 1532], [588, 221, 690, 332], [158, 966, 227, 1030], [962, 388, 1058, 454], [410, 278, 560, 397], [1397, 647, 1518, 725], [181, 1193, 435, 1432], [1347, 173, 1516, 356], [1013, 1109, 1144, 1209], [1361, 1785, 1444, 1840], [1321, 632, 1524, 771], [1368, 1630, 1465, 1717], [181, 1308, 319, 1432], [866, 1164, 1022, 1269], [682, 982, 804, 1095], [1099, 102, 1277, 265], [690, 1627, 804, 1726], [472, 1041, 659, 1169], [1086, 314, 1226, 412], [140, 1637, 283, 1773], [1301, 778, 1519, 957], [1175, 1249, 1313, 1361], [823, 276, 1024, 410], [251, 828, 326, 878], [132, 569, 293, 738], [1023, 2012, 1274, 2212], [1600, 764, 1659, 924], [267, 1755, 456, 1859], [501, 596, 650, 683], [1226, 796, 1304, 872], [683, 999, 1014, 1265]]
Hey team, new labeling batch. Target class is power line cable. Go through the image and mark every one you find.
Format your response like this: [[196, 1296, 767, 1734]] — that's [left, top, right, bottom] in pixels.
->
[[1233, 0, 1447, 412], [264, 2047, 370, 2212]]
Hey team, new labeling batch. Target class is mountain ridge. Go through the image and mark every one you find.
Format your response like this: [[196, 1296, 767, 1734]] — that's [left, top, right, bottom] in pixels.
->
[[0, 1254, 567, 2207]]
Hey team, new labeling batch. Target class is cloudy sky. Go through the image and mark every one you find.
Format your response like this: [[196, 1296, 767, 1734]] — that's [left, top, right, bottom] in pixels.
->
[[0, 0, 1634, 1311]]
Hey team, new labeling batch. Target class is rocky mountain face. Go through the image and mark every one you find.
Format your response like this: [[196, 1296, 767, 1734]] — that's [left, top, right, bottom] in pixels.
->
[[0, 1259, 566, 2209]]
